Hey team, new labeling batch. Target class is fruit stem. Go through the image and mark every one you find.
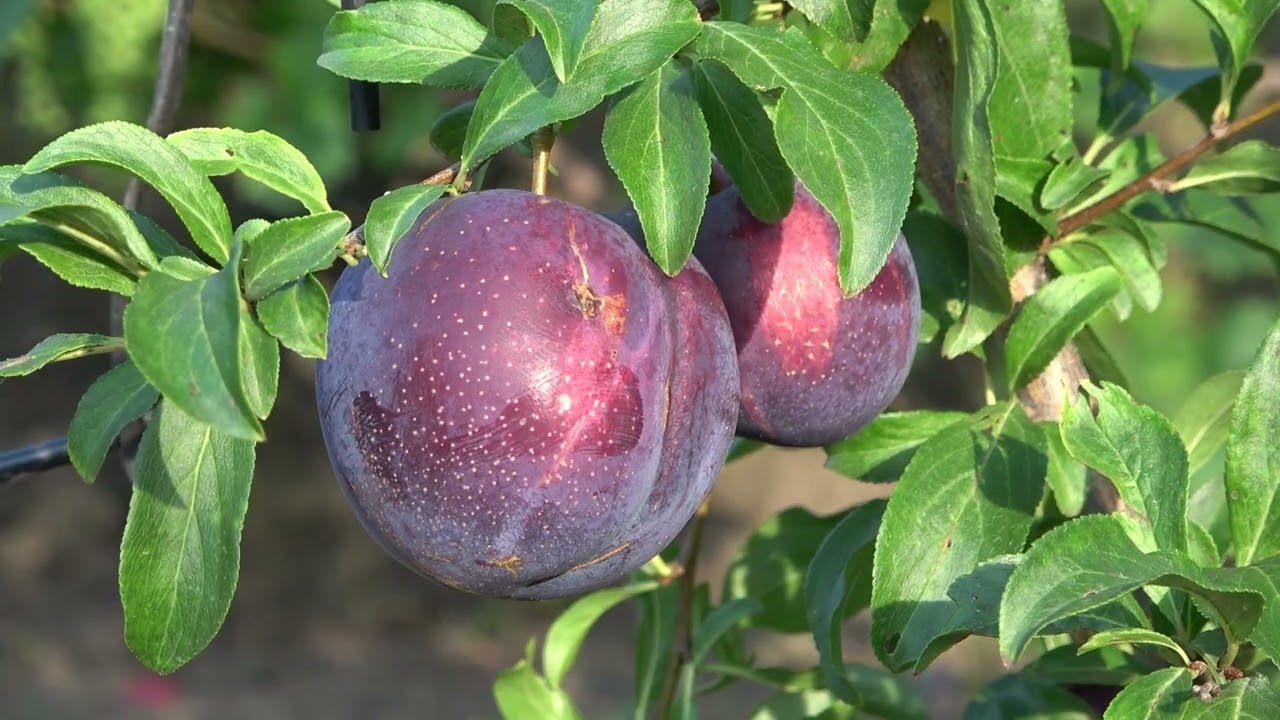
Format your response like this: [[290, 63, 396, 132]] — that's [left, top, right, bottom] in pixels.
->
[[531, 126, 556, 196], [657, 498, 711, 719]]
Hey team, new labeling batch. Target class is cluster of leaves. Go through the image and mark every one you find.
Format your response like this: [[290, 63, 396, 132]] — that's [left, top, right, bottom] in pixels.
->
[[0, 122, 351, 672], [320, 0, 918, 292], [3, 0, 1280, 718]]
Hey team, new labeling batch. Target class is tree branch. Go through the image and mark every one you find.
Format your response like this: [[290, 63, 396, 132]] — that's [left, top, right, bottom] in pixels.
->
[[1057, 97, 1280, 238], [884, 19, 957, 221], [657, 499, 711, 719], [0, 437, 72, 486]]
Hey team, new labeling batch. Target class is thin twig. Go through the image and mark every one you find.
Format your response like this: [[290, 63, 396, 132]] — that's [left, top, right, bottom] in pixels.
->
[[1057, 97, 1280, 238], [657, 499, 711, 719], [123, 0, 195, 212]]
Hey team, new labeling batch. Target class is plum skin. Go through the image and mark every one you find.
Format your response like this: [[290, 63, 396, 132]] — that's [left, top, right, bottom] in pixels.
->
[[692, 183, 921, 447], [315, 189, 739, 600]]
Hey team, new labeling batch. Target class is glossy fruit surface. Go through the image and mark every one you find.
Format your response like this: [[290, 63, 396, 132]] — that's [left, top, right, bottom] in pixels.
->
[[316, 190, 738, 599], [692, 182, 920, 447]]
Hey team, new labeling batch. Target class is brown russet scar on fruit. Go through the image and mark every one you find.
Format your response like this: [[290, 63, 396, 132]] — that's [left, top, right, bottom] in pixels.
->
[[600, 294, 628, 335], [565, 542, 633, 574], [482, 555, 523, 575]]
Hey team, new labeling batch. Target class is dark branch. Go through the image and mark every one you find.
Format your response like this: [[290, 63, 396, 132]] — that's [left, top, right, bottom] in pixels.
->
[[341, 0, 381, 131], [0, 437, 70, 485]]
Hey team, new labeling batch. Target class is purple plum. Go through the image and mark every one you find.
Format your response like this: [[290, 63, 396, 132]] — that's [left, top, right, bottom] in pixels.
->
[[692, 182, 920, 447], [316, 189, 738, 599]]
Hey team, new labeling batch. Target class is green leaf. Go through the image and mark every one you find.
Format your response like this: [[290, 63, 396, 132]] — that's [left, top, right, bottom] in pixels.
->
[[1103, 668, 1190, 719], [930, 555, 1149, 650], [497, 1, 594, 82], [542, 581, 657, 690], [1078, 628, 1192, 666], [987, 2, 1072, 163], [1136, 189, 1280, 266], [691, 598, 762, 665], [603, 60, 711, 275], [319, 0, 516, 87], [1060, 382, 1191, 554], [1228, 556, 1280, 657], [633, 578, 679, 716], [1173, 141, 1280, 195], [1226, 317, 1280, 566], [234, 218, 271, 246], [363, 184, 449, 276], [1191, 0, 1280, 119], [694, 60, 793, 223], [0, 166, 157, 272], [124, 241, 263, 441], [963, 672, 1095, 720], [696, 22, 917, 294], [944, 0, 1011, 356], [1024, 644, 1149, 687], [1044, 421, 1088, 517], [23, 121, 234, 264], [167, 128, 331, 214], [844, 0, 930, 73], [241, 211, 350, 300], [1176, 63, 1263, 129], [1174, 371, 1246, 476], [789, 0, 856, 42], [133, 211, 199, 262], [494, 640, 582, 720], [1040, 154, 1111, 211], [67, 360, 158, 483], [1105, 666, 1280, 718], [1076, 326, 1131, 390], [871, 405, 1047, 672], [1005, 268, 1124, 391], [750, 678, 919, 720], [461, 0, 702, 177], [0, 221, 139, 295], [723, 507, 844, 633], [805, 499, 886, 706], [119, 400, 256, 674], [823, 411, 968, 482], [0, 332, 120, 378], [901, 211, 968, 343], [1098, 0, 1149, 72], [428, 100, 476, 160], [257, 275, 330, 360], [239, 312, 279, 420], [998, 514, 1264, 664], [1074, 229, 1162, 314]]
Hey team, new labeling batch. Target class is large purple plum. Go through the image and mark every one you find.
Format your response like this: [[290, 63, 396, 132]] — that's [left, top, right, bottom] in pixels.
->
[[316, 189, 739, 599], [692, 182, 920, 447]]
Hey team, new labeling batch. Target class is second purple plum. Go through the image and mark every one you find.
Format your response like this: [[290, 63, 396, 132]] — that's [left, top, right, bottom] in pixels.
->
[[693, 183, 921, 447]]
